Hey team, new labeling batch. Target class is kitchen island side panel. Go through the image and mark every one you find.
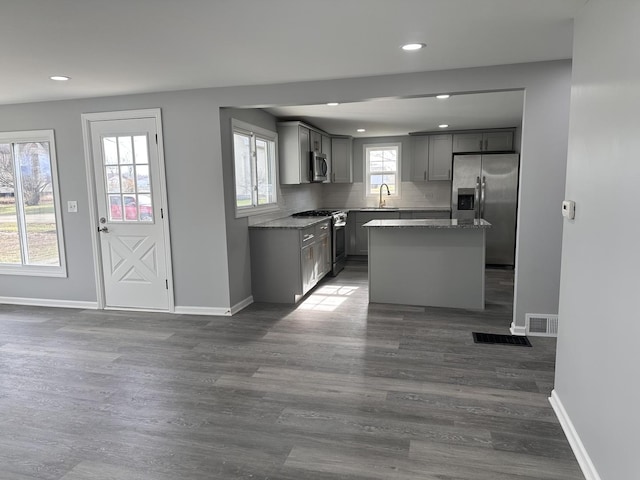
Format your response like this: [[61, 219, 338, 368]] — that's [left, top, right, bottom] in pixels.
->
[[367, 228, 485, 309]]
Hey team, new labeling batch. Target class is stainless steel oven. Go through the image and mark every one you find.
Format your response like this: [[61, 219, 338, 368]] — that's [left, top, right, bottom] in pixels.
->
[[291, 209, 348, 276], [331, 212, 347, 276]]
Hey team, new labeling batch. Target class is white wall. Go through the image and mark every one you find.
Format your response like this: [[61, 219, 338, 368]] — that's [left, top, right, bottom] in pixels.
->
[[0, 61, 570, 322], [553, 1, 640, 479]]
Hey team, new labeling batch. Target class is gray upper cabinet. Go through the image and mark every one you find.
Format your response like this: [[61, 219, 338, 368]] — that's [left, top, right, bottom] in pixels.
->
[[310, 130, 322, 152], [278, 122, 311, 184], [410, 134, 452, 181], [331, 136, 353, 183], [452, 130, 514, 153], [483, 131, 514, 151], [411, 136, 429, 181], [428, 134, 453, 181], [452, 133, 484, 153], [322, 134, 332, 184]]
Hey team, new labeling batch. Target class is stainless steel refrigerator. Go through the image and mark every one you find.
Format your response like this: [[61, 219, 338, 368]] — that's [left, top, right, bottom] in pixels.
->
[[451, 154, 519, 266]]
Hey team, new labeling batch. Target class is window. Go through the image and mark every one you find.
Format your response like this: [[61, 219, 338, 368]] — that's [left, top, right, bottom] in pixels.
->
[[364, 143, 401, 197], [232, 119, 278, 217], [0, 130, 66, 276]]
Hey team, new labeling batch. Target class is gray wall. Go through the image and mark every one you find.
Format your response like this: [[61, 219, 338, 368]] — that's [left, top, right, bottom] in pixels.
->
[[554, 1, 640, 478], [0, 61, 570, 323], [0, 91, 231, 309]]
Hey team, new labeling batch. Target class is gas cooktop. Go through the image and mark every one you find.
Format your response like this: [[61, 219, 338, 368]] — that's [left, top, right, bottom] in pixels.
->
[[292, 210, 343, 217]]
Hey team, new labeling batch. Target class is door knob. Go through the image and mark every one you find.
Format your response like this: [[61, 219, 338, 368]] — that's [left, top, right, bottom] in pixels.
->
[[98, 226, 109, 233]]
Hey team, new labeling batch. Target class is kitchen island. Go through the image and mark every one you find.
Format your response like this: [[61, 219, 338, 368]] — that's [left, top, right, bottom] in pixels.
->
[[363, 219, 491, 309]]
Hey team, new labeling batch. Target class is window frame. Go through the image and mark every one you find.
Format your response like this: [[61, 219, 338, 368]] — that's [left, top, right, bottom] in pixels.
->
[[364, 142, 402, 199], [231, 119, 279, 218], [0, 129, 67, 277]]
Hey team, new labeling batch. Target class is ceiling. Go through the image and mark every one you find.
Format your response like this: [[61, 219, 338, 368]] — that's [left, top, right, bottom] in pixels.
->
[[264, 90, 525, 138], [1, 0, 586, 106]]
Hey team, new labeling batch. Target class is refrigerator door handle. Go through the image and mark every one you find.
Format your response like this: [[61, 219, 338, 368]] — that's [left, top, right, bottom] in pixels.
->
[[480, 175, 486, 218], [475, 176, 481, 219]]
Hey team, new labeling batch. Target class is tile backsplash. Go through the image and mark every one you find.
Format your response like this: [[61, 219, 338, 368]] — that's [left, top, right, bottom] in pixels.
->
[[248, 180, 450, 225], [322, 181, 451, 209]]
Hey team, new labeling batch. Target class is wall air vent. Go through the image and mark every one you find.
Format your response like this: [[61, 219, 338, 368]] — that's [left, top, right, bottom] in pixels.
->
[[525, 313, 559, 337]]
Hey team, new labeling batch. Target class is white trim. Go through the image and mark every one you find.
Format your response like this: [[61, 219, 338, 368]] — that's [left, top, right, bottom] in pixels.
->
[[510, 322, 527, 336], [231, 118, 279, 218], [81, 109, 174, 312], [363, 142, 402, 199], [230, 296, 253, 315], [549, 390, 601, 480], [0, 296, 97, 310], [0, 129, 67, 277], [174, 305, 232, 316]]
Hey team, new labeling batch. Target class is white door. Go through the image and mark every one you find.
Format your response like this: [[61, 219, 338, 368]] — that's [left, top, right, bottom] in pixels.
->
[[89, 117, 170, 310]]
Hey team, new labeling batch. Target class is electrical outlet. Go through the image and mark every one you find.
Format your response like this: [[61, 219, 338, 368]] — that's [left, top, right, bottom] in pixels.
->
[[67, 201, 78, 213]]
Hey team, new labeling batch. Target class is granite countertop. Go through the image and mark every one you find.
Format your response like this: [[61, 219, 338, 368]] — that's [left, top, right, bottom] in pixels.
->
[[362, 219, 492, 229], [249, 216, 330, 229]]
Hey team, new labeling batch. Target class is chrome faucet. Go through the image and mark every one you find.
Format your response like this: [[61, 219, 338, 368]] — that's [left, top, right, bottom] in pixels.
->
[[379, 183, 391, 208]]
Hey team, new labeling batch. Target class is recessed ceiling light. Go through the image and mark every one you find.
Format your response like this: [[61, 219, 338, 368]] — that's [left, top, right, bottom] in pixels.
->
[[439, 124, 449, 129], [327, 102, 339, 106], [436, 94, 450, 99], [357, 128, 366, 133], [401, 43, 426, 51], [50, 75, 70, 81]]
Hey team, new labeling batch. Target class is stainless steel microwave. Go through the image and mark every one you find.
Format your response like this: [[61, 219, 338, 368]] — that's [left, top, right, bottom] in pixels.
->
[[310, 151, 328, 182]]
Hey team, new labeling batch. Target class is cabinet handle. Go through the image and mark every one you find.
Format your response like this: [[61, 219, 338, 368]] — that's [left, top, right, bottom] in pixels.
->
[[423, 171, 426, 181], [484, 139, 488, 150], [479, 140, 483, 151]]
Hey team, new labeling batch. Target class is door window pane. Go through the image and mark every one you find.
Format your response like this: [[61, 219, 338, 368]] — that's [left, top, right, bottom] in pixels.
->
[[133, 135, 148, 164], [118, 136, 133, 164], [109, 195, 123, 221], [123, 195, 138, 221], [103, 137, 118, 165], [120, 165, 135, 193], [135, 165, 150, 192], [106, 166, 121, 193], [138, 194, 153, 221]]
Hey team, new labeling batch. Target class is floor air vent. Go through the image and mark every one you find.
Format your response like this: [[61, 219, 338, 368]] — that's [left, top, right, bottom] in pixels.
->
[[472, 332, 532, 347], [525, 314, 559, 337]]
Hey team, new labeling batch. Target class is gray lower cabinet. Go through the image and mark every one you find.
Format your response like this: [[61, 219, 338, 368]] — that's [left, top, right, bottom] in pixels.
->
[[350, 210, 451, 255], [250, 220, 330, 303], [354, 211, 400, 255], [399, 211, 451, 219]]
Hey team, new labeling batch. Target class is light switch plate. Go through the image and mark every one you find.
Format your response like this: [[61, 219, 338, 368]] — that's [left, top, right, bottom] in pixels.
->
[[561, 200, 575, 219], [67, 200, 78, 213]]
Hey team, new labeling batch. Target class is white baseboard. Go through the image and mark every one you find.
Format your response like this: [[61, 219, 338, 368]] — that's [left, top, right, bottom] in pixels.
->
[[510, 322, 527, 336], [0, 296, 98, 310], [230, 296, 253, 315], [175, 296, 253, 317], [174, 305, 232, 316], [549, 390, 601, 480]]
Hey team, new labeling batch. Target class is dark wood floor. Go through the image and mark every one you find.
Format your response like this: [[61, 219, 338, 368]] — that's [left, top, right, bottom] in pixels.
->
[[0, 261, 584, 479]]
